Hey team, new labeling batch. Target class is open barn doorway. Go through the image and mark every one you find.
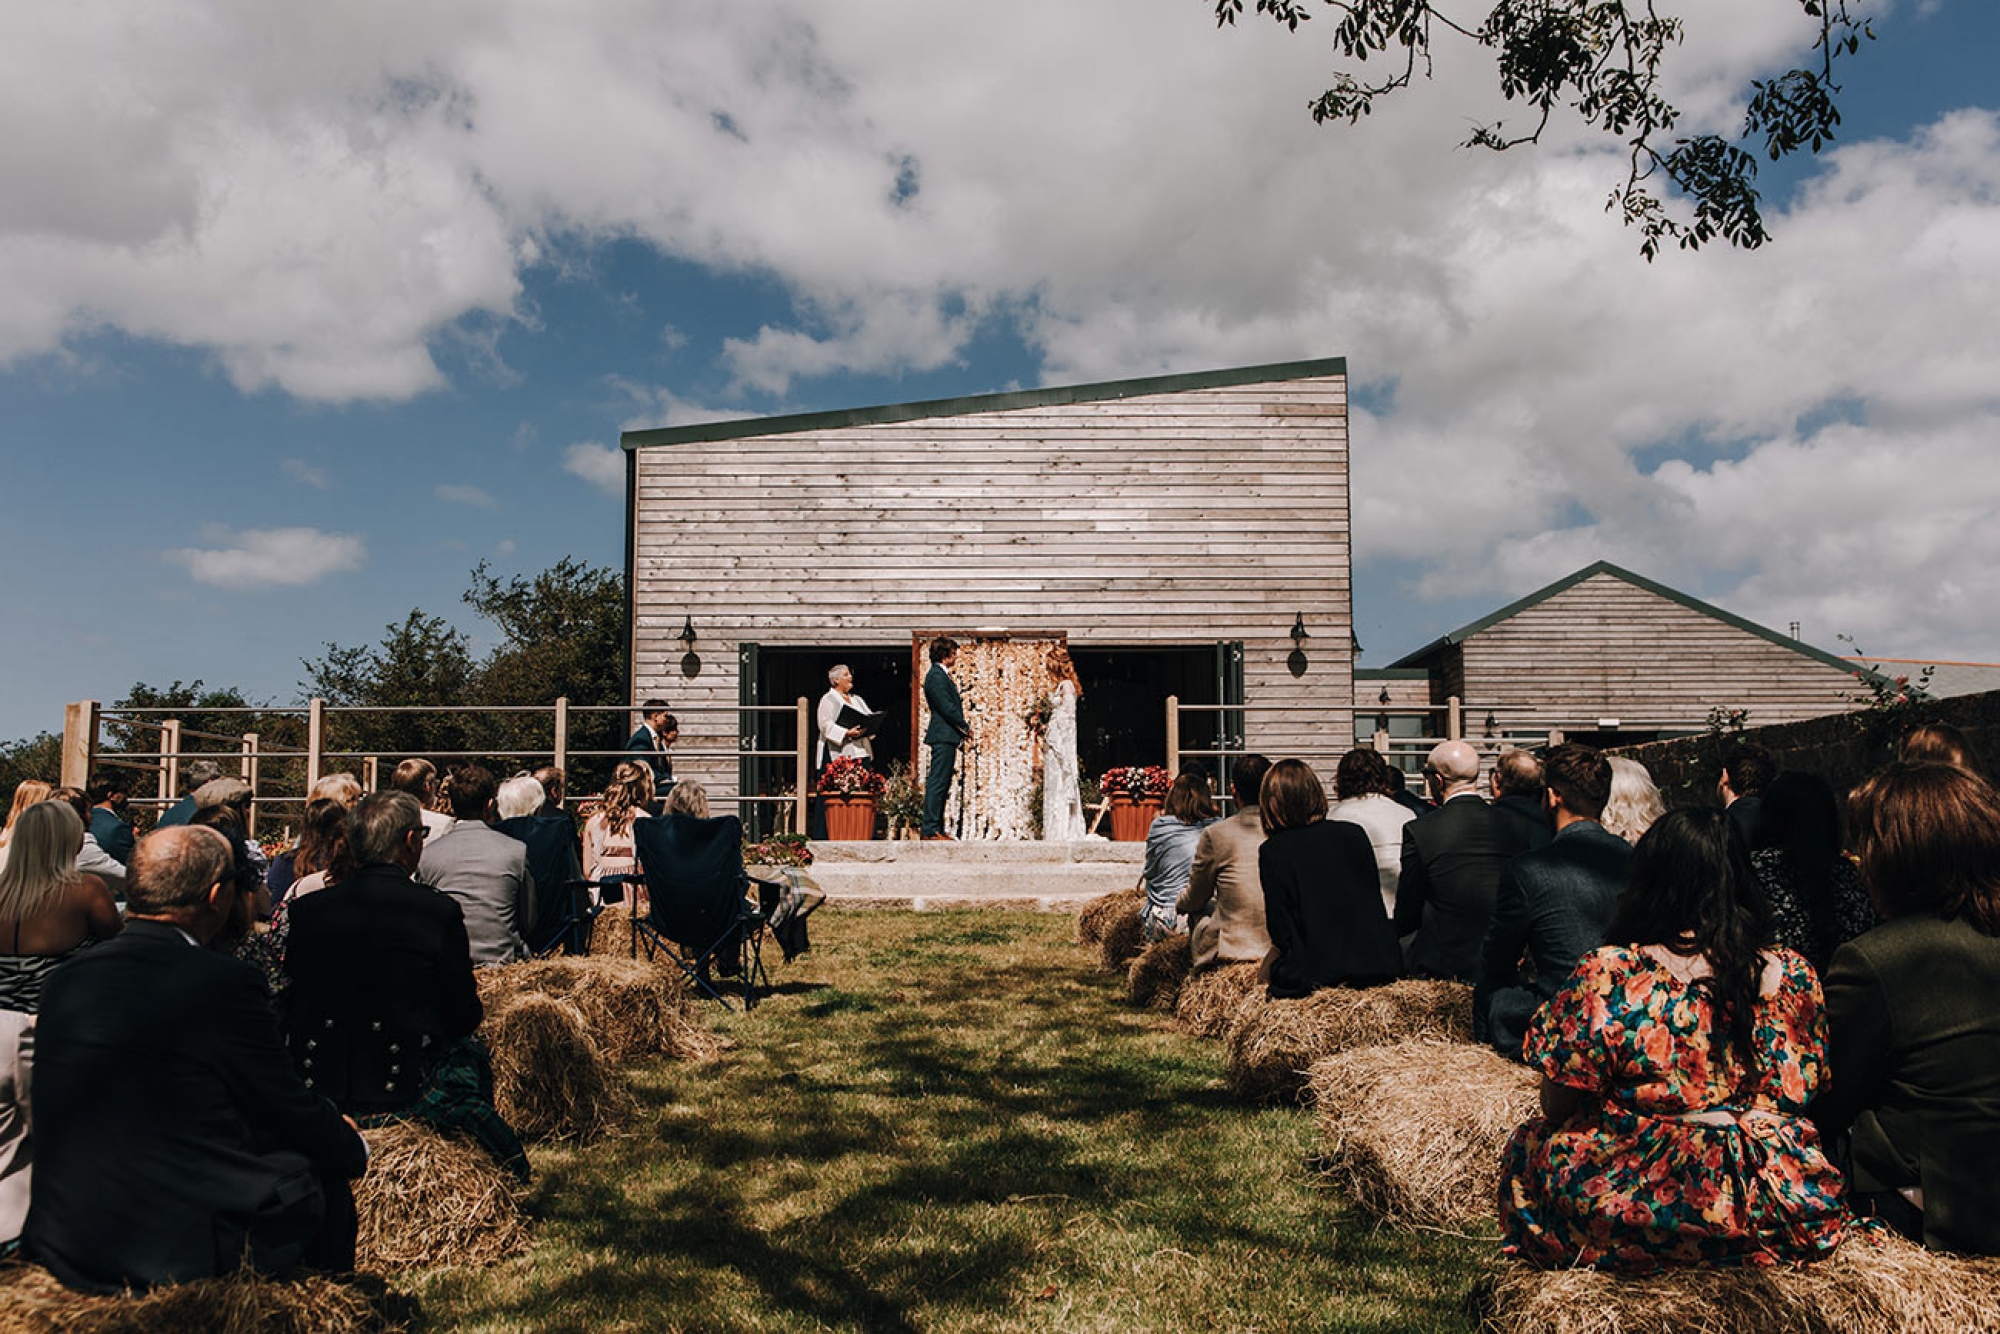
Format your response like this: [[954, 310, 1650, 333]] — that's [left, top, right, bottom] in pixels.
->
[[1068, 644, 1242, 785]]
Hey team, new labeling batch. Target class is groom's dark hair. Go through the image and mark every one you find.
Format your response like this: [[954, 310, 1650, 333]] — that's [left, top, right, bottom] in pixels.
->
[[929, 638, 959, 664]]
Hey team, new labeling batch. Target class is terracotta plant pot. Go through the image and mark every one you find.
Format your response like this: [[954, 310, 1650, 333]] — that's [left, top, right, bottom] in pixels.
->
[[1108, 794, 1162, 842], [823, 796, 878, 841]]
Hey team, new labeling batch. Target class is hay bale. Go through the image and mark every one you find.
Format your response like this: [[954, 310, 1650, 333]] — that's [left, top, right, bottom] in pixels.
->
[[1225, 978, 1473, 1104], [1174, 962, 1263, 1039], [478, 956, 717, 1062], [1470, 1230, 2000, 1334], [0, 1262, 404, 1333], [1126, 934, 1191, 1010], [585, 902, 637, 959], [1309, 1040, 1537, 1229], [1096, 905, 1146, 972], [354, 1121, 529, 1270], [483, 993, 630, 1143], [1076, 887, 1142, 946]]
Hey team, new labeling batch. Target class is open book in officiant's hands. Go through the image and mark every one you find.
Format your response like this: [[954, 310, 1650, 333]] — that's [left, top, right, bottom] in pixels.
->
[[835, 703, 882, 738]]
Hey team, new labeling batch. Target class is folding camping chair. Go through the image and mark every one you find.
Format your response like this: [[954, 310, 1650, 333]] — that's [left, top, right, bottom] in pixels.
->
[[628, 812, 772, 1010], [496, 814, 595, 956]]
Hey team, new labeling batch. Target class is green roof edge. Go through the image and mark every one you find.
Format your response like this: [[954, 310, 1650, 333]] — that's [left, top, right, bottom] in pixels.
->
[[619, 356, 1349, 450], [1388, 560, 1879, 681]]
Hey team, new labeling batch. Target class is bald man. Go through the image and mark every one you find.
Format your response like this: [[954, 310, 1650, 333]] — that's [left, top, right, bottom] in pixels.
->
[[1393, 741, 1528, 982]]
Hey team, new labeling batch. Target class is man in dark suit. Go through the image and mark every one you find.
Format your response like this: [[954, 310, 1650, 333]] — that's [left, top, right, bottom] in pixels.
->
[[1719, 739, 1775, 849], [1489, 748, 1553, 854], [1395, 740, 1517, 981], [625, 699, 677, 783], [921, 638, 971, 840], [285, 792, 526, 1178], [86, 772, 136, 867], [25, 825, 367, 1293], [1475, 743, 1632, 1059]]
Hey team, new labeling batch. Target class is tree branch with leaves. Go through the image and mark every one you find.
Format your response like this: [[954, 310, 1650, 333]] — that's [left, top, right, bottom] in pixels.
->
[[1213, 0, 1873, 258]]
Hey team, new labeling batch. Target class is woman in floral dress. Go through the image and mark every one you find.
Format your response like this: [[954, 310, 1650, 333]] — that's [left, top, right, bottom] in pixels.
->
[[1499, 806, 1856, 1272]]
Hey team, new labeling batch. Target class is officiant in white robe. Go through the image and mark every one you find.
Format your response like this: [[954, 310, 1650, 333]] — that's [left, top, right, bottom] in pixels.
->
[[810, 664, 874, 839]]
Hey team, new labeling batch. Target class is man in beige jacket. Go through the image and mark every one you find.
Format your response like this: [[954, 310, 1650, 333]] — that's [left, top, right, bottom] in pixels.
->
[[1178, 754, 1274, 970]]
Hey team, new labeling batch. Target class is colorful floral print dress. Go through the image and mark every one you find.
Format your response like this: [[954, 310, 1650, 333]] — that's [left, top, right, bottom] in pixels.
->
[[1498, 944, 1855, 1272]]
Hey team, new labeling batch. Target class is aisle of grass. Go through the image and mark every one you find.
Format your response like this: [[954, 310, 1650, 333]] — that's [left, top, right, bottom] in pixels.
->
[[410, 911, 1489, 1332]]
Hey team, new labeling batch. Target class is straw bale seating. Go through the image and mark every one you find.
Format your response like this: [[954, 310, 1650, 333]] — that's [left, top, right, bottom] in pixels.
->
[[482, 993, 631, 1143], [1076, 887, 1143, 948], [355, 1121, 530, 1271], [1471, 1231, 2000, 1334], [478, 956, 718, 1063], [1174, 962, 1263, 1039], [1308, 1040, 1537, 1229], [1224, 979, 1474, 1103], [1125, 934, 1191, 1010], [0, 1262, 404, 1333]]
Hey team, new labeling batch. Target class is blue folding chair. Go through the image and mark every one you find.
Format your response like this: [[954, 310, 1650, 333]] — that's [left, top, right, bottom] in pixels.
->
[[628, 813, 771, 1010]]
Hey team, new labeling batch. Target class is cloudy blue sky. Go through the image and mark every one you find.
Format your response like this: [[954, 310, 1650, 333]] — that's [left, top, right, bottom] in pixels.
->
[[3, 0, 1997, 740]]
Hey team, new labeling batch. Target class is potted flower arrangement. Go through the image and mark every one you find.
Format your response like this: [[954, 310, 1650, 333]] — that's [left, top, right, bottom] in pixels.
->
[[1099, 765, 1171, 842], [818, 757, 886, 841], [879, 761, 924, 841], [742, 833, 814, 869]]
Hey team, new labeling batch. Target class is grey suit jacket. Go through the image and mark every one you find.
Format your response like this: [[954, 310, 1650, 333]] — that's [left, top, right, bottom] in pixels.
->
[[1178, 807, 1270, 968], [417, 819, 536, 966]]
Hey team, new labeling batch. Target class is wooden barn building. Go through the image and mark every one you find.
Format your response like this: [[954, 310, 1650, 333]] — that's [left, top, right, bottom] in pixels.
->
[[621, 357, 1355, 823], [1355, 561, 1867, 762]]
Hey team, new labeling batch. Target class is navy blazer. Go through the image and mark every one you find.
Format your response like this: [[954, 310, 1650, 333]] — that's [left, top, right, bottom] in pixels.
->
[[1474, 819, 1631, 1042], [923, 664, 969, 746], [25, 920, 367, 1293], [283, 864, 485, 1116], [1395, 794, 1519, 982], [89, 807, 136, 866]]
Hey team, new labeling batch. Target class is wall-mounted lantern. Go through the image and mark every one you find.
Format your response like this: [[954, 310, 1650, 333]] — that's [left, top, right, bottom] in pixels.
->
[[679, 616, 701, 678], [1287, 612, 1310, 678]]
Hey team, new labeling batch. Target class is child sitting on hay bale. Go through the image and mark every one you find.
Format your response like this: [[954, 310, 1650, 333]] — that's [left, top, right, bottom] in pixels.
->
[[1499, 808, 1852, 1273], [1309, 1040, 1537, 1230], [1225, 978, 1471, 1103]]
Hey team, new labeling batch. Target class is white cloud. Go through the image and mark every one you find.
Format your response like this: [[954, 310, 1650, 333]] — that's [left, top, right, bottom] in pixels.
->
[[434, 483, 499, 509], [166, 527, 366, 589], [281, 458, 328, 489], [562, 443, 625, 496]]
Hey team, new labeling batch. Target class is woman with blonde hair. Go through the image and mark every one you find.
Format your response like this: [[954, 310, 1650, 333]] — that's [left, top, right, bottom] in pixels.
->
[[0, 801, 123, 1243], [662, 780, 711, 819], [583, 761, 655, 884], [1601, 756, 1667, 844], [0, 782, 53, 872]]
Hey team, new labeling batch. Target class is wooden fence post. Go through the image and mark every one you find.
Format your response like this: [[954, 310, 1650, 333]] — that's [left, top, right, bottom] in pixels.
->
[[61, 701, 98, 790], [305, 698, 325, 795], [158, 719, 182, 802], [363, 757, 379, 793], [240, 733, 260, 839], [794, 697, 810, 836], [1165, 695, 1180, 775], [1447, 696, 1463, 741], [553, 696, 569, 774]]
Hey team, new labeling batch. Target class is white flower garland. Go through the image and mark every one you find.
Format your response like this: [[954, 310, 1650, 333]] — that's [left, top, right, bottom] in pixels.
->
[[917, 636, 1072, 840]]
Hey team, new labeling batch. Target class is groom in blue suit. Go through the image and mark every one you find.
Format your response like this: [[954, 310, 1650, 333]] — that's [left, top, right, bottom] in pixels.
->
[[921, 639, 971, 839]]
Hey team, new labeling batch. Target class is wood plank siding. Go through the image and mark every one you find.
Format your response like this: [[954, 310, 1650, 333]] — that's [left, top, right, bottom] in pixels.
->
[[1395, 567, 1861, 735], [624, 361, 1355, 806]]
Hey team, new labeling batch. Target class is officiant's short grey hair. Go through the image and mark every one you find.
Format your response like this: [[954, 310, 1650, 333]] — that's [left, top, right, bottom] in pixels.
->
[[828, 664, 851, 686]]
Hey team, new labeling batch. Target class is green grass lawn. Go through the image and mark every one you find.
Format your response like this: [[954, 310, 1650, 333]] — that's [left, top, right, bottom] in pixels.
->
[[408, 911, 1492, 1332]]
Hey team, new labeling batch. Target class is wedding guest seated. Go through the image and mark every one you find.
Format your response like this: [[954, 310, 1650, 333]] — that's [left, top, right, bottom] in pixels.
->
[[1179, 754, 1273, 970], [1601, 756, 1666, 844], [532, 765, 579, 836], [417, 765, 535, 967], [1752, 771, 1875, 975], [1719, 740, 1776, 848], [86, 773, 135, 867], [50, 787, 126, 890], [496, 776, 586, 956], [1475, 744, 1630, 1058], [268, 774, 364, 901], [1498, 807, 1853, 1272], [1487, 749, 1551, 853], [23, 825, 368, 1293], [193, 777, 267, 880], [1329, 747, 1417, 917], [0, 781, 53, 874], [584, 761, 654, 892], [1813, 762, 2000, 1255], [1139, 773, 1218, 941], [392, 758, 451, 837], [155, 759, 223, 828], [1258, 759, 1401, 999], [284, 799, 358, 902], [1397, 741, 1518, 982], [1897, 722, 1983, 778], [0, 802, 122, 1245], [285, 792, 526, 1180]]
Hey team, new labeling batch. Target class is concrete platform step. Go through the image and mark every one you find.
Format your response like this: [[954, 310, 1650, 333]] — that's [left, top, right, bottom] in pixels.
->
[[806, 839, 1142, 865], [802, 839, 1140, 910]]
